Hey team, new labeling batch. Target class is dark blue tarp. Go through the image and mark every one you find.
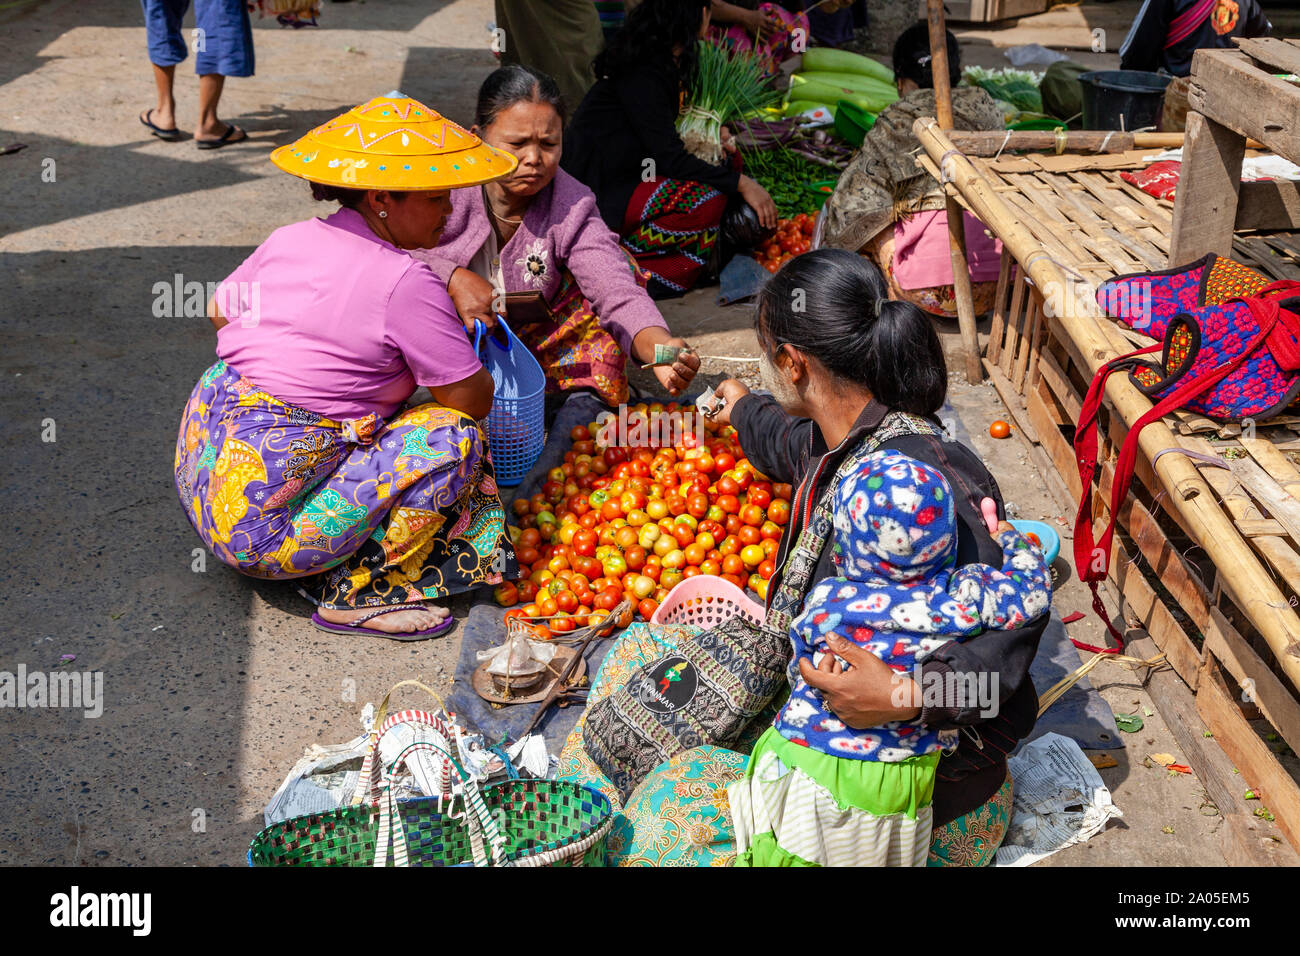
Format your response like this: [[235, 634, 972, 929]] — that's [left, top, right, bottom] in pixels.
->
[[464, 394, 1118, 754]]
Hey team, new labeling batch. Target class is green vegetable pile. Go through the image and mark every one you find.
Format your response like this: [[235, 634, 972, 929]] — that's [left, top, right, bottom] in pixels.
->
[[678, 43, 782, 164], [960, 66, 1052, 127], [743, 150, 829, 219]]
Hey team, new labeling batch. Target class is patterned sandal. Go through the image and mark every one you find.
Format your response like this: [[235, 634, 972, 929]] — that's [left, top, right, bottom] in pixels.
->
[[311, 603, 455, 641]]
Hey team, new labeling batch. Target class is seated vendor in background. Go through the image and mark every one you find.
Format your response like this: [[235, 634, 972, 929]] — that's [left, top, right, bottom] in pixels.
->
[[416, 65, 700, 409], [819, 22, 1005, 319], [561, 0, 778, 299], [1119, 0, 1270, 131], [1119, 0, 1270, 76]]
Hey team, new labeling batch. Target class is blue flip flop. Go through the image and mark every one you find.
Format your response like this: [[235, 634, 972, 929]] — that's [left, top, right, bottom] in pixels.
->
[[140, 109, 180, 141], [196, 124, 248, 150], [311, 603, 455, 641]]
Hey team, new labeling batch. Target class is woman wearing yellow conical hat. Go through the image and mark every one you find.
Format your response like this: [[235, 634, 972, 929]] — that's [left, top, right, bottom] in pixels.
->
[[173, 93, 521, 640]]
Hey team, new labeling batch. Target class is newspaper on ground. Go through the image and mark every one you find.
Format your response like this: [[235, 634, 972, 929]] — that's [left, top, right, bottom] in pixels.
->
[[263, 704, 376, 827], [994, 731, 1123, 866], [507, 733, 553, 778]]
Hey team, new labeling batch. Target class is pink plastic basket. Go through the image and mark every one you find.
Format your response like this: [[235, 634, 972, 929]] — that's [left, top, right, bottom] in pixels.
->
[[650, 575, 766, 629]]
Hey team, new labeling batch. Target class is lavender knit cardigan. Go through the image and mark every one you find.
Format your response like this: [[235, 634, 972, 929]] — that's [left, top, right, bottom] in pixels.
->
[[413, 168, 667, 357]]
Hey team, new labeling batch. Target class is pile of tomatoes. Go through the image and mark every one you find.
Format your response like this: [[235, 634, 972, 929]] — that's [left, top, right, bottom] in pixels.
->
[[494, 402, 792, 636], [755, 214, 815, 274]]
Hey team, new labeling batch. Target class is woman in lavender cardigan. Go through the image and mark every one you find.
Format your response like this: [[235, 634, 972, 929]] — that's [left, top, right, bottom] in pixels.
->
[[414, 66, 700, 408]]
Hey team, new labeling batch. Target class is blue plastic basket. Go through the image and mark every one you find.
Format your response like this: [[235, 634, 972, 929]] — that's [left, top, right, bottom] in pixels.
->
[[474, 318, 546, 486]]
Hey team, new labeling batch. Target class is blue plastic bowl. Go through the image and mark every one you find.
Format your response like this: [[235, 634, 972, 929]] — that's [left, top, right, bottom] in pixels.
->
[[1010, 519, 1061, 565]]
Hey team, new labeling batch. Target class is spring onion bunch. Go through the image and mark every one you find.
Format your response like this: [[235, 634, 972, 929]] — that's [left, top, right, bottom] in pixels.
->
[[678, 42, 781, 164]]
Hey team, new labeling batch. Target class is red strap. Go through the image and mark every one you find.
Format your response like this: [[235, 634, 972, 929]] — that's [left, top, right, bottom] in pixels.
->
[[1072, 344, 1159, 649]]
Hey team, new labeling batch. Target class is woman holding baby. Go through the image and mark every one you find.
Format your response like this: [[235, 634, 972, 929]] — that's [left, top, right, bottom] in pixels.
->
[[558, 248, 1050, 866]]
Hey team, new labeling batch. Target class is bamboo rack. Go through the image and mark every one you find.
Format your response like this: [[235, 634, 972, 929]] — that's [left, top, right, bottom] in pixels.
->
[[915, 118, 1300, 859]]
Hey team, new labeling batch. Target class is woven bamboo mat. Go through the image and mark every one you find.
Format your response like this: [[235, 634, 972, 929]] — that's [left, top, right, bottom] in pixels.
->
[[920, 153, 1300, 282]]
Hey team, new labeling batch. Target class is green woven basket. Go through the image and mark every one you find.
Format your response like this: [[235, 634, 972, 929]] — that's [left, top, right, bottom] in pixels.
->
[[248, 779, 613, 867]]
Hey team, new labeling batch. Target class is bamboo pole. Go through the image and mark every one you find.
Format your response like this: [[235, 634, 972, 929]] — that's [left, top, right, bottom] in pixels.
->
[[914, 117, 1300, 693], [926, 0, 983, 385], [945, 130, 1269, 157]]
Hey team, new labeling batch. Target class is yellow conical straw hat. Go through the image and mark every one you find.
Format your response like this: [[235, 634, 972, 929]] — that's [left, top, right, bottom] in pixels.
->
[[270, 91, 517, 191]]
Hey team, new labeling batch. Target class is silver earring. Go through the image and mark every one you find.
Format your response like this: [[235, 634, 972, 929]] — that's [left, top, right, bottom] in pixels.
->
[[379, 210, 388, 218]]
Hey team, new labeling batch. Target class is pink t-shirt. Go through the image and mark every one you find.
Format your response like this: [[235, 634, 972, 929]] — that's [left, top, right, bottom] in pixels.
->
[[214, 208, 483, 420]]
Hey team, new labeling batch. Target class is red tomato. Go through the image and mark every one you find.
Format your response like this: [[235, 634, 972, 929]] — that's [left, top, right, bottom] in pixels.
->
[[768, 499, 790, 526], [493, 582, 519, 607], [624, 545, 647, 571], [638, 599, 659, 620]]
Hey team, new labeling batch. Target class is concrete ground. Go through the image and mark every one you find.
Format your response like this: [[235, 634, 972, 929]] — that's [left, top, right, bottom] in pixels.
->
[[0, 0, 1288, 865]]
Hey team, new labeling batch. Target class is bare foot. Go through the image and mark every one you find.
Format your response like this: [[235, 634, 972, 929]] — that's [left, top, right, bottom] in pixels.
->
[[195, 120, 247, 144], [317, 603, 450, 635], [140, 108, 180, 139], [147, 104, 176, 129]]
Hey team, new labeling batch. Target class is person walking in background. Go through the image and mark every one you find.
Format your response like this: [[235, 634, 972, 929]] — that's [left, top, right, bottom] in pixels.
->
[[139, 0, 253, 148], [495, 0, 606, 126]]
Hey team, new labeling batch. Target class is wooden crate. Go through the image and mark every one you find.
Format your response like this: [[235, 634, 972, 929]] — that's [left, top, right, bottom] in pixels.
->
[[1172, 38, 1300, 265], [916, 114, 1300, 860], [982, 248, 1300, 862]]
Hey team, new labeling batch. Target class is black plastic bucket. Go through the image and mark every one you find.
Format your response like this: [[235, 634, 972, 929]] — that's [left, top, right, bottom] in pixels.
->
[[1078, 70, 1172, 131]]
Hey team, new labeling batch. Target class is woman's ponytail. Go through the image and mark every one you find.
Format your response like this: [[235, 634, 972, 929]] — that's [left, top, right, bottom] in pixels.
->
[[864, 298, 947, 416]]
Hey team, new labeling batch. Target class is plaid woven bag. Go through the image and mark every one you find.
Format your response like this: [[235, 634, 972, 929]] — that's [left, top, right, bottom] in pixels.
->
[[1077, 264, 1300, 645]]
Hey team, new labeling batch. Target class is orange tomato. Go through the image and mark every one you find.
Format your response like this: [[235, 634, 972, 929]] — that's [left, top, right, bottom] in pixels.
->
[[989, 420, 1012, 439]]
